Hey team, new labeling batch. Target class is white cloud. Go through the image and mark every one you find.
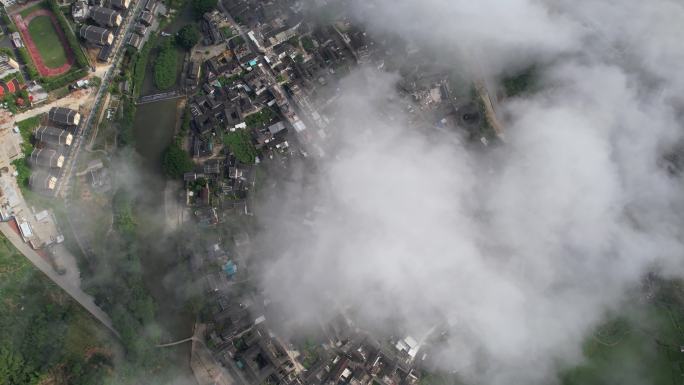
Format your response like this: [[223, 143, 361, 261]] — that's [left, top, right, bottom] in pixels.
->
[[254, 1, 684, 384]]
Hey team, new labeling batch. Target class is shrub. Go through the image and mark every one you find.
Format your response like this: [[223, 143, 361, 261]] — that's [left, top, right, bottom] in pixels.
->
[[41, 68, 88, 91], [11, 158, 31, 188], [300, 36, 315, 52]]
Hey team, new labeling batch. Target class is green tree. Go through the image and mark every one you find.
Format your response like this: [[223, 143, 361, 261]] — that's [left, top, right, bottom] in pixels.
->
[[193, 0, 217, 17], [176, 25, 200, 50], [11, 159, 30, 189], [501, 66, 538, 97], [300, 36, 315, 52], [162, 141, 194, 178], [0, 348, 39, 385]]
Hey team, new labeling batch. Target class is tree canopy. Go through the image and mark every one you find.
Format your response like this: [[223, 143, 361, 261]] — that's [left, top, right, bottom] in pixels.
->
[[193, 0, 217, 17], [162, 141, 194, 178], [176, 25, 200, 51]]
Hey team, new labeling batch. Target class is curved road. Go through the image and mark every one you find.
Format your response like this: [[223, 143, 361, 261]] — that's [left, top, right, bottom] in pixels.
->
[[156, 336, 197, 348], [0, 222, 119, 337]]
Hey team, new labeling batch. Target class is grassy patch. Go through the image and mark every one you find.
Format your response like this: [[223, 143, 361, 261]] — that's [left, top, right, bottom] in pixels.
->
[[300, 36, 314, 52], [27, 15, 68, 68], [245, 108, 276, 128], [300, 340, 320, 369], [220, 26, 234, 39], [224, 130, 257, 164], [153, 40, 179, 90], [218, 73, 242, 87]]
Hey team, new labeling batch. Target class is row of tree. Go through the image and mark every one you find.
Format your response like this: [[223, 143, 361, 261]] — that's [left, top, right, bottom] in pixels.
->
[[48, 0, 90, 69]]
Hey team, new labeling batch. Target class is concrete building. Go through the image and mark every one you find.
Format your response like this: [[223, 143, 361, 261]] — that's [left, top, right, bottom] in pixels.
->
[[29, 170, 58, 193], [48, 107, 81, 126], [133, 23, 147, 36], [139, 10, 153, 26], [97, 44, 113, 62], [110, 0, 129, 10], [90, 6, 122, 27], [143, 0, 156, 13], [25, 81, 47, 105], [29, 148, 65, 169], [72, 0, 90, 22], [35, 126, 73, 147], [80, 25, 114, 46], [127, 33, 143, 50], [0, 55, 19, 79], [11, 32, 22, 48]]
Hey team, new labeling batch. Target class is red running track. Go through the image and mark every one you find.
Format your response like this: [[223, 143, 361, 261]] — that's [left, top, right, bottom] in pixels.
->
[[13, 9, 74, 78]]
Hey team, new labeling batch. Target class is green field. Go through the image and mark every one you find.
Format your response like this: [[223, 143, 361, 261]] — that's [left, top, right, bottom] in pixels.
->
[[27, 15, 68, 68]]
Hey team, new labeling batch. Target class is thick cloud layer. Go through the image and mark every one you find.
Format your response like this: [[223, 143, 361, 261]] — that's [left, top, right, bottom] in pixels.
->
[[254, 1, 684, 384]]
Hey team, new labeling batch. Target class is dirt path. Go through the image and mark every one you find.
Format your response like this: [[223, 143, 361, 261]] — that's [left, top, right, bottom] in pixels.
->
[[475, 80, 505, 140], [14, 88, 92, 121]]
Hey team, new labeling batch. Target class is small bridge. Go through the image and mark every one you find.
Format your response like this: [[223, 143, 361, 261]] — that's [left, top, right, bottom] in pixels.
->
[[137, 90, 184, 105]]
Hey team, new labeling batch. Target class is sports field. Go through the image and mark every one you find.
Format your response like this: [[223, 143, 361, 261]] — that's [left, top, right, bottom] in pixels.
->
[[13, 8, 74, 77], [27, 15, 67, 68]]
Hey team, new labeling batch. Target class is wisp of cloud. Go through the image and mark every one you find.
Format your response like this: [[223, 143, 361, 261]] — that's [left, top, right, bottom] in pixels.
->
[[253, 1, 684, 384]]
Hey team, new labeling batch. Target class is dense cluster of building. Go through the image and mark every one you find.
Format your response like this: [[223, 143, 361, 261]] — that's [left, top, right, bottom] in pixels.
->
[[27, 107, 81, 196], [0, 54, 20, 79], [177, 2, 457, 385], [73, 0, 155, 61], [126, 0, 158, 50], [200, 288, 429, 385]]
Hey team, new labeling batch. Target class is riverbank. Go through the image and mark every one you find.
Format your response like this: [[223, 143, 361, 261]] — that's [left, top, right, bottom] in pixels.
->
[[128, 1, 199, 382]]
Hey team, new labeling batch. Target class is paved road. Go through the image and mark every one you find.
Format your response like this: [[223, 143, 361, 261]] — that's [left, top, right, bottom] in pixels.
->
[[0, 0, 148, 342], [0, 221, 119, 337], [157, 336, 196, 348], [60, 0, 145, 199]]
